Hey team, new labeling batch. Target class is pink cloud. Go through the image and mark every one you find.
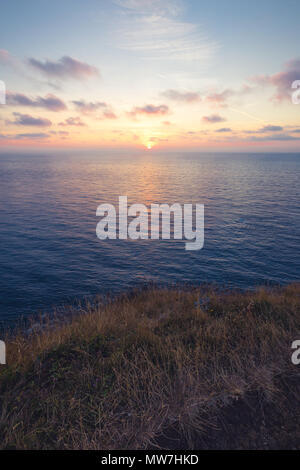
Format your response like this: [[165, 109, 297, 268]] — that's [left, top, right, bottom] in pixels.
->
[[128, 104, 169, 118], [205, 89, 233, 107], [0, 49, 13, 65], [251, 59, 300, 101], [28, 56, 100, 80], [102, 110, 117, 119]]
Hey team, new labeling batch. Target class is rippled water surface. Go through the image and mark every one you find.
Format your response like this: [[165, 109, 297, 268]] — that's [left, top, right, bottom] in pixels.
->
[[0, 151, 299, 325]]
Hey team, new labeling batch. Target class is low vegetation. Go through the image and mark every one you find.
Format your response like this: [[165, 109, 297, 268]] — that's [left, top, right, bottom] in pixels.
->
[[0, 283, 299, 449]]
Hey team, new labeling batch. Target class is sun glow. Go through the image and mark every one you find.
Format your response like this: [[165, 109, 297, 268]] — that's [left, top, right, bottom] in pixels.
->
[[146, 142, 153, 150]]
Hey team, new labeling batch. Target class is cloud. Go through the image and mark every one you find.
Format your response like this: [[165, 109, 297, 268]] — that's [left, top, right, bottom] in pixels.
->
[[149, 136, 169, 143], [28, 56, 99, 80], [14, 132, 50, 140], [202, 114, 226, 124], [72, 100, 107, 113], [9, 112, 52, 127], [102, 110, 117, 119], [252, 59, 300, 101], [250, 133, 300, 142], [0, 49, 23, 74], [258, 125, 284, 133], [245, 125, 285, 135], [0, 50, 62, 90], [0, 131, 52, 140], [50, 130, 69, 136], [115, 0, 182, 16], [128, 104, 169, 118], [204, 85, 254, 109], [161, 89, 200, 103], [72, 100, 117, 119], [0, 49, 14, 66], [7, 92, 67, 111], [113, 0, 218, 62], [216, 127, 232, 133], [205, 89, 233, 107], [59, 116, 86, 126]]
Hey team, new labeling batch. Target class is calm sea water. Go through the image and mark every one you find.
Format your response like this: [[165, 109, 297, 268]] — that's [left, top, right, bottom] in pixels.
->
[[0, 151, 299, 326]]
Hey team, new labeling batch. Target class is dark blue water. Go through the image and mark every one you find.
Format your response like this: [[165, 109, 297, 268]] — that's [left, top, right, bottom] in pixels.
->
[[0, 151, 299, 326]]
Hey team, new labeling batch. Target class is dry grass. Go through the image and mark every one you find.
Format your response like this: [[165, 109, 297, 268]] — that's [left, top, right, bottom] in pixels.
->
[[0, 283, 300, 450]]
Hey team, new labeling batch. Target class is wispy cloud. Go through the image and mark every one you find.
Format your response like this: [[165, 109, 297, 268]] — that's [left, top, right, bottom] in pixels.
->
[[204, 86, 253, 108], [0, 49, 15, 66], [7, 92, 67, 111], [101, 110, 118, 119], [50, 130, 69, 136], [161, 89, 200, 103], [15, 132, 50, 140], [0, 132, 50, 140], [113, 0, 218, 62], [245, 125, 285, 135], [0, 130, 71, 141], [114, 0, 183, 16], [28, 56, 100, 80], [242, 124, 299, 141], [205, 89, 233, 107], [0, 131, 69, 141], [0, 49, 62, 90], [249, 133, 300, 142]]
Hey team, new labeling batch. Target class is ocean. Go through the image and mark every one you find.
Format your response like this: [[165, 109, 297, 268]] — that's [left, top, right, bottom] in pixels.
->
[[0, 151, 299, 326]]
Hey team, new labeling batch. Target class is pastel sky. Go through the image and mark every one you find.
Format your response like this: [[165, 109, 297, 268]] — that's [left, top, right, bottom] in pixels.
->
[[1, 0, 300, 151]]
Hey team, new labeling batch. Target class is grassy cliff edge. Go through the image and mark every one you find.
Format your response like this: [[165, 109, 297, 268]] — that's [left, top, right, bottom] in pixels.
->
[[0, 283, 300, 450]]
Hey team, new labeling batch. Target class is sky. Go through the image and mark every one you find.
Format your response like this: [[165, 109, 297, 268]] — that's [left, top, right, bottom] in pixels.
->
[[1, 0, 300, 151]]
